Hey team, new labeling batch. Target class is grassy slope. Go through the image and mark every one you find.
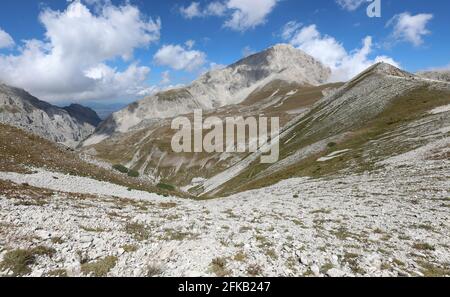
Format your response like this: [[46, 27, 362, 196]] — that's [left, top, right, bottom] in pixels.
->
[[214, 85, 450, 196], [0, 124, 185, 197]]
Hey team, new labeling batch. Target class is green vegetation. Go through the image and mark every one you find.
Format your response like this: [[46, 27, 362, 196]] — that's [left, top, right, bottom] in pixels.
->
[[127, 170, 139, 178], [80, 226, 107, 233], [216, 86, 450, 197], [121, 244, 139, 253], [125, 223, 150, 241], [413, 243, 435, 251], [246, 264, 263, 276], [160, 228, 197, 241], [159, 202, 177, 209], [81, 256, 118, 277], [157, 183, 176, 191], [146, 264, 163, 277], [234, 251, 247, 262], [342, 253, 365, 274], [0, 246, 56, 276], [45, 269, 68, 277], [51, 237, 64, 244], [112, 164, 129, 174], [0, 124, 187, 198], [209, 257, 229, 277], [417, 260, 450, 277]]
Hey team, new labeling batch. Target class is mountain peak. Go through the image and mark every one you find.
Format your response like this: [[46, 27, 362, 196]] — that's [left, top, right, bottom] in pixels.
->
[[84, 44, 332, 142], [229, 43, 326, 74], [267, 43, 298, 52], [368, 62, 414, 78], [63, 104, 102, 127]]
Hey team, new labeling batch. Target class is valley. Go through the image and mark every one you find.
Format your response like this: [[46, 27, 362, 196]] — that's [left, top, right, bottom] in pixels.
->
[[0, 44, 449, 277]]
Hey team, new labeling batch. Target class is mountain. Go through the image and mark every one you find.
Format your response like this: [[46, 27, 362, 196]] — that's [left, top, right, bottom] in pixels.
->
[[0, 83, 100, 148], [81, 45, 337, 184], [63, 104, 102, 127], [199, 62, 450, 196], [81, 41, 450, 198], [1, 48, 450, 278], [417, 70, 450, 82], [83, 44, 331, 146]]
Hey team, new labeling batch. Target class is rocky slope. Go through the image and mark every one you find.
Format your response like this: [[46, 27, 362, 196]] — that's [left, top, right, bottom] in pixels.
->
[[0, 141, 448, 277], [83, 44, 331, 146], [196, 63, 450, 196], [417, 70, 450, 82], [0, 83, 100, 148]]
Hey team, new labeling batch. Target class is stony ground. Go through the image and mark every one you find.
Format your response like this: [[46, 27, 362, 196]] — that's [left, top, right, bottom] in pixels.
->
[[0, 152, 449, 277]]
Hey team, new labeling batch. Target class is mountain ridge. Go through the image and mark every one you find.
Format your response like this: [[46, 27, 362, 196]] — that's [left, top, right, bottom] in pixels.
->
[[0, 83, 101, 148], [82, 44, 331, 146]]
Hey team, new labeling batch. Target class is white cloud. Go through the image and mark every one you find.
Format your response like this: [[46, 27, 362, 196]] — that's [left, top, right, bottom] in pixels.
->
[[0, 28, 14, 49], [285, 23, 399, 81], [185, 39, 196, 49], [209, 62, 226, 71], [179, 2, 202, 19], [335, 0, 366, 11], [160, 70, 171, 85], [242, 46, 255, 57], [281, 21, 302, 40], [387, 12, 433, 47], [154, 44, 206, 71], [179, 0, 279, 32], [205, 2, 227, 16], [224, 0, 279, 31], [0, 1, 161, 102]]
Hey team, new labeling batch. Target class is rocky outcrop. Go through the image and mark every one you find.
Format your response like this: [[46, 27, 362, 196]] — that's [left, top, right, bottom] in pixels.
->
[[417, 70, 450, 82], [0, 83, 100, 148], [63, 104, 102, 127]]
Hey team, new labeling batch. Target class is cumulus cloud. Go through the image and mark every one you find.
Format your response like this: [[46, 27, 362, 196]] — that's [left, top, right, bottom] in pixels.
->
[[0, 28, 14, 49], [335, 0, 366, 11], [205, 2, 227, 16], [224, 0, 279, 31], [154, 44, 206, 71], [179, 2, 203, 19], [284, 23, 399, 81], [179, 0, 279, 32], [387, 12, 433, 47], [0, 1, 161, 102]]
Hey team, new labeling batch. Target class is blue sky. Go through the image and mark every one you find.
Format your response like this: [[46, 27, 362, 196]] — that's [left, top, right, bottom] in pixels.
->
[[0, 0, 448, 106]]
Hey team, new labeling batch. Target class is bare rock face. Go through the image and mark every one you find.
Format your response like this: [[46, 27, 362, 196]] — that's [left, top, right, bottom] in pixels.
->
[[0, 83, 100, 148], [84, 44, 331, 145], [417, 70, 450, 82], [63, 104, 102, 127]]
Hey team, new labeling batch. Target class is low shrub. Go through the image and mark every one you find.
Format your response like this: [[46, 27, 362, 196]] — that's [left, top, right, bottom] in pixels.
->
[[112, 164, 129, 174], [127, 170, 139, 178], [157, 183, 175, 191]]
